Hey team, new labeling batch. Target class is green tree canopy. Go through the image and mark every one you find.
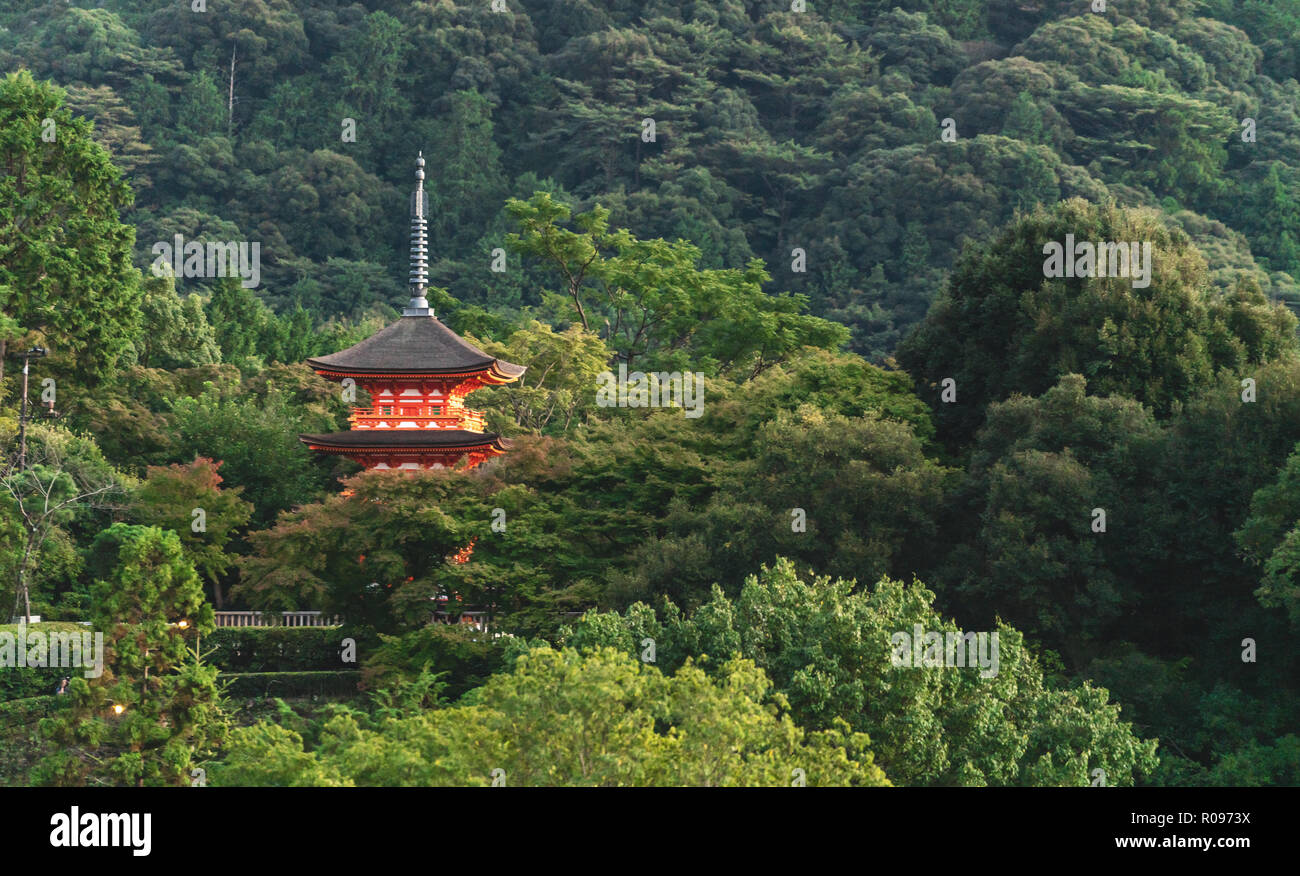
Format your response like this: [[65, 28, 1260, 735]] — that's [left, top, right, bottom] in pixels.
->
[[564, 557, 1160, 787], [0, 69, 142, 384], [213, 646, 890, 787], [505, 192, 848, 376], [131, 456, 253, 609], [898, 199, 1297, 446]]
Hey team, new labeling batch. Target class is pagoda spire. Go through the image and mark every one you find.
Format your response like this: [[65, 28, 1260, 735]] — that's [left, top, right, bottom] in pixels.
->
[[405, 152, 432, 317]]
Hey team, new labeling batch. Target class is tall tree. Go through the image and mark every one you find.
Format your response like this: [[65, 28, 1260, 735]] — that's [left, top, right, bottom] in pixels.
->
[[426, 90, 507, 252], [135, 275, 220, 369], [0, 70, 141, 384]]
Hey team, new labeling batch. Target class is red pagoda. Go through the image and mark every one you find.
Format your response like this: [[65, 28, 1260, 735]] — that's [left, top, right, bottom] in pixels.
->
[[300, 153, 525, 471]]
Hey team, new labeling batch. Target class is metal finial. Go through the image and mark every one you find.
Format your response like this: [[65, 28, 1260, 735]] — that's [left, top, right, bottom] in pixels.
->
[[405, 152, 432, 316]]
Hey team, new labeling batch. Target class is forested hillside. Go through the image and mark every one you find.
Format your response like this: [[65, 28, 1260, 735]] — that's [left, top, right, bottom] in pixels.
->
[[4, 0, 1300, 354], [3, 0, 1300, 787]]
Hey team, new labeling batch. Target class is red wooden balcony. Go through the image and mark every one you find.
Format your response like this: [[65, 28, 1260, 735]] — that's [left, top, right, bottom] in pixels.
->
[[348, 406, 486, 432]]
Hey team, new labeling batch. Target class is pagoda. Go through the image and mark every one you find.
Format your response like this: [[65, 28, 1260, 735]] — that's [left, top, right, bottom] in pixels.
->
[[299, 153, 525, 471]]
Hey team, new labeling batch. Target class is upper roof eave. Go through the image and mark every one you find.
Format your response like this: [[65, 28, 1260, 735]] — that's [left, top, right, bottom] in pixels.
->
[[304, 314, 524, 381]]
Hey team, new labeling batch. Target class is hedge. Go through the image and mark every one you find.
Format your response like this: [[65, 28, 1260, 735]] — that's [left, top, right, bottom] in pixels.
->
[[205, 627, 348, 673], [2, 626, 351, 701], [0, 624, 98, 701], [220, 671, 362, 699], [0, 622, 87, 636], [0, 667, 69, 701], [0, 694, 64, 724]]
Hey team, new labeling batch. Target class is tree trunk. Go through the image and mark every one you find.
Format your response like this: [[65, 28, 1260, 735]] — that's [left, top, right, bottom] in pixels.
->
[[227, 44, 237, 139], [14, 540, 33, 623]]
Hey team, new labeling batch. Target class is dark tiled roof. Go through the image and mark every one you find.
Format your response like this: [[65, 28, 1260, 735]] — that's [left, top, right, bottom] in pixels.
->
[[306, 315, 525, 378], [300, 429, 512, 450]]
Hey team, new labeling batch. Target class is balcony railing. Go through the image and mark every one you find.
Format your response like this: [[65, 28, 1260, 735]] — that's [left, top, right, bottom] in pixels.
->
[[432, 610, 490, 632], [214, 611, 341, 628], [348, 407, 486, 432]]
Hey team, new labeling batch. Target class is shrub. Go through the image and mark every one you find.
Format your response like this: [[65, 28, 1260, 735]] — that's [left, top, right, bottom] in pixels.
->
[[0, 623, 96, 701], [206, 627, 346, 672], [220, 671, 362, 699]]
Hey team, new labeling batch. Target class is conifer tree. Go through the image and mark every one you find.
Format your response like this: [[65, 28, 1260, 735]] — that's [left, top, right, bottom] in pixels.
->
[[36, 524, 224, 787]]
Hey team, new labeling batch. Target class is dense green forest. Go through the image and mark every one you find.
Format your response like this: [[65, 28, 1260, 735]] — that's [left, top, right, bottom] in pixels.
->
[[3, 0, 1300, 786]]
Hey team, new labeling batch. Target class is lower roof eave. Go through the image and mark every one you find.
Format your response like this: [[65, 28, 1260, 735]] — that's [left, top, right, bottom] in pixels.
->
[[299, 431, 512, 453]]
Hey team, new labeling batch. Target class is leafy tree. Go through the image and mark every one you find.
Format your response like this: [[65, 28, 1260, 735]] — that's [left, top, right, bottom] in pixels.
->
[[324, 10, 409, 149], [1001, 90, 1046, 144], [735, 11, 877, 142], [364, 623, 511, 703], [132, 457, 253, 609], [243, 76, 320, 149], [565, 558, 1160, 786], [610, 403, 950, 607], [816, 136, 1110, 358], [1146, 358, 1300, 654], [204, 277, 272, 369], [272, 257, 402, 322], [426, 90, 507, 252], [169, 380, 334, 527], [63, 84, 156, 193], [123, 72, 172, 139], [174, 69, 223, 140], [506, 192, 847, 375], [145, 0, 309, 117], [0, 425, 132, 621], [1235, 443, 1300, 628], [471, 320, 610, 434], [898, 199, 1297, 446], [941, 375, 1165, 662], [236, 462, 596, 637], [245, 150, 392, 264], [708, 134, 832, 257], [0, 7, 183, 91], [863, 8, 965, 86]]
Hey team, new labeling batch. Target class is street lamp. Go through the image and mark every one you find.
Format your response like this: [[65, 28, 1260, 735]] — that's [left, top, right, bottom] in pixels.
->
[[13, 346, 47, 471]]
